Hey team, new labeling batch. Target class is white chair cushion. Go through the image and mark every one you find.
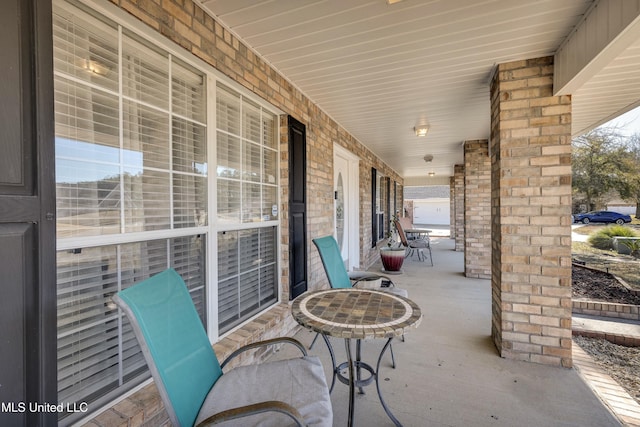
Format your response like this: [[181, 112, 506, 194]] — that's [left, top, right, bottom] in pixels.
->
[[381, 286, 409, 298], [195, 356, 332, 427]]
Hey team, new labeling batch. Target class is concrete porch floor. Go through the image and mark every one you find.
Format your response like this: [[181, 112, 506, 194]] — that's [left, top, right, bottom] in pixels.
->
[[285, 235, 623, 427]]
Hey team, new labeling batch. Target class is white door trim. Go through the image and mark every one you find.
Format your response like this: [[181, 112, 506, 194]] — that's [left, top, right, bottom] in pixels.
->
[[334, 144, 360, 271]]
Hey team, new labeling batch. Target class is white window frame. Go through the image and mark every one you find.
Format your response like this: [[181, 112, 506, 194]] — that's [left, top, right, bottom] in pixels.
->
[[54, 1, 283, 423], [65, 0, 283, 344], [213, 81, 282, 336]]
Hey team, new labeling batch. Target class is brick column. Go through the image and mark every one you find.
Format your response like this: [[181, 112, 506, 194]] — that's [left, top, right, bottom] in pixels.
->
[[449, 176, 456, 238], [453, 164, 465, 252], [490, 56, 572, 367], [464, 140, 491, 279]]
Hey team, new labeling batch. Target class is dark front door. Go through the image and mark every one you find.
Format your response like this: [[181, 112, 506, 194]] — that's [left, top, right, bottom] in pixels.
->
[[288, 116, 307, 299], [0, 1, 57, 426]]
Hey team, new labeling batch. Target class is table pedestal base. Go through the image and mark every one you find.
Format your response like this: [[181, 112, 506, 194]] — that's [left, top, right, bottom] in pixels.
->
[[336, 361, 375, 391], [322, 337, 402, 427], [292, 289, 422, 427]]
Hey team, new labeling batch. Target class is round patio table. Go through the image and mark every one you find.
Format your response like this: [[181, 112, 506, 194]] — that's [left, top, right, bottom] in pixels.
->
[[291, 288, 422, 427]]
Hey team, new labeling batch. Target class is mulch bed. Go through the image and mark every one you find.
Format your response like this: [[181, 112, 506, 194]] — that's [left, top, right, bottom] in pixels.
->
[[572, 264, 640, 305], [572, 263, 640, 406]]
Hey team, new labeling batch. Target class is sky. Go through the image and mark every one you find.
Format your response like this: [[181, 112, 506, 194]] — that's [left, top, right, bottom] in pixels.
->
[[599, 105, 640, 137]]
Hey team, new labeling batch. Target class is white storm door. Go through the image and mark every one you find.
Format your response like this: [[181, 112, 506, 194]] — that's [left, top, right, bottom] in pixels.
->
[[334, 144, 359, 270]]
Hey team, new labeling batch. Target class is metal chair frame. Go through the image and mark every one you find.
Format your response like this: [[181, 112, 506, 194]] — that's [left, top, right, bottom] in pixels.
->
[[394, 219, 434, 266]]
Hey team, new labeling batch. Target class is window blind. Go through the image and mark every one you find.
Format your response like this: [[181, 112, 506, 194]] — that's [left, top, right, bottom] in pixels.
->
[[54, 0, 280, 421], [56, 238, 206, 405], [53, 1, 208, 423], [217, 227, 277, 333], [215, 83, 279, 333], [216, 82, 279, 224]]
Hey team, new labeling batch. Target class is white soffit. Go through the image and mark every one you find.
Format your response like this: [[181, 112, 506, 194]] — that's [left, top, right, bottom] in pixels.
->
[[198, 0, 640, 178]]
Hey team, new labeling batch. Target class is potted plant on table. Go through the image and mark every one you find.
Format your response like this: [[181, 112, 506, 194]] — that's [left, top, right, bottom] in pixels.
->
[[380, 217, 405, 273]]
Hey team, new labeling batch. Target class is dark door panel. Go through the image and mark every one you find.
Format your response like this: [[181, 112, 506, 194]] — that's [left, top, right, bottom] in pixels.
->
[[0, 1, 56, 425], [0, 224, 32, 426]]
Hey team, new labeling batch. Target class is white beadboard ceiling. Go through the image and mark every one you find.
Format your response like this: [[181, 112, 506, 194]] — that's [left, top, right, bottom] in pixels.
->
[[199, 0, 640, 181]]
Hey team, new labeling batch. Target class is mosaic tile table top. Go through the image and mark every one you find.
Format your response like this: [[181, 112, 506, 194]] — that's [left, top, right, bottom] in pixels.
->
[[291, 289, 422, 340]]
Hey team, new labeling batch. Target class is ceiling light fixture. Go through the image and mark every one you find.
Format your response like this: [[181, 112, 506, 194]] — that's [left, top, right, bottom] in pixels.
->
[[414, 125, 429, 137], [423, 154, 433, 163]]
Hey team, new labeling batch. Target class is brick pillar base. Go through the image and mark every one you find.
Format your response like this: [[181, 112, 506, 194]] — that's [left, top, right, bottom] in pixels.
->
[[490, 56, 573, 367]]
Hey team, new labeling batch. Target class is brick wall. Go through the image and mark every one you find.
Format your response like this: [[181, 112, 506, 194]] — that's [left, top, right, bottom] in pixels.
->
[[464, 140, 491, 279], [403, 199, 415, 224], [490, 56, 573, 367], [453, 164, 465, 251]]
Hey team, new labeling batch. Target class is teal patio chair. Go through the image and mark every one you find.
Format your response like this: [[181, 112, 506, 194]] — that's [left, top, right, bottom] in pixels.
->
[[312, 236, 407, 298], [113, 268, 332, 427], [310, 236, 408, 367]]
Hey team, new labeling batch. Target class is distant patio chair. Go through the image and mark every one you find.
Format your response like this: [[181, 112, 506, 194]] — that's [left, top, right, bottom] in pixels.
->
[[310, 236, 408, 366], [113, 268, 332, 427], [312, 236, 408, 297], [398, 217, 413, 235], [394, 219, 433, 266]]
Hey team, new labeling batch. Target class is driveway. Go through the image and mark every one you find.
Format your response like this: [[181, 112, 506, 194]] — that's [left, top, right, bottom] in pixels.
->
[[572, 224, 589, 242]]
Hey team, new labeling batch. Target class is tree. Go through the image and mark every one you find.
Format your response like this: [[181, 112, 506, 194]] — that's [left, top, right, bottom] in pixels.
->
[[572, 127, 627, 211], [617, 133, 640, 216]]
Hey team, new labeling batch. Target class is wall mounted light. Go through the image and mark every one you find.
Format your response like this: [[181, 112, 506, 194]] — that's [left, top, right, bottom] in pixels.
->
[[428, 171, 436, 177], [414, 125, 429, 137]]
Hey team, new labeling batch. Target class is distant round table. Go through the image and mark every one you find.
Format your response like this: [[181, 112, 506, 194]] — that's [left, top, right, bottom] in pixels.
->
[[291, 288, 422, 427], [405, 228, 432, 241], [404, 228, 433, 263]]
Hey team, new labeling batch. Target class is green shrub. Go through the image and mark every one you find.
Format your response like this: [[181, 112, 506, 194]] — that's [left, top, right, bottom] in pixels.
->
[[602, 225, 638, 238], [621, 239, 640, 258], [588, 233, 614, 250], [587, 225, 639, 250]]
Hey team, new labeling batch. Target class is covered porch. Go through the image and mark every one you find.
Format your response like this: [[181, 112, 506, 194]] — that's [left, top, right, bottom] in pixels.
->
[[4, 1, 640, 426], [289, 236, 635, 426], [89, 235, 636, 426]]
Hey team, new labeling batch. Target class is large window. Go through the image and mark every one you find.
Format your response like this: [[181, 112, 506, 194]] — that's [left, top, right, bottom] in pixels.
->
[[54, 1, 208, 422], [53, 2, 280, 422], [372, 169, 387, 244], [371, 169, 398, 245], [216, 83, 279, 333]]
